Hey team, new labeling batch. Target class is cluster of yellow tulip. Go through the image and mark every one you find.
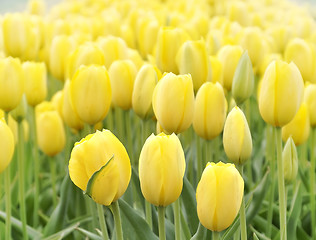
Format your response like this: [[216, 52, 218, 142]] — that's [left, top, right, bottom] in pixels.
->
[[0, 0, 316, 239]]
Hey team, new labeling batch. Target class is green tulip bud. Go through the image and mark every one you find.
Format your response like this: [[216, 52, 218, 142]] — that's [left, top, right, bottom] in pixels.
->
[[282, 137, 298, 184]]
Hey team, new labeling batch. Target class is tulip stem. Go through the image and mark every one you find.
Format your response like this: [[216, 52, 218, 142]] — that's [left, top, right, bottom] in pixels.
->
[[310, 128, 315, 239], [110, 201, 124, 240], [18, 122, 28, 240], [212, 231, 220, 240], [196, 136, 202, 180], [275, 127, 287, 240], [97, 203, 109, 240], [158, 206, 166, 240], [237, 165, 247, 240], [31, 107, 40, 227], [49, 156, 57, 207], [5, 164, 11, 240], [145, 201, 152, 230], [125, 110, 133, 164], [173, 198, 181, 240], [267, 126, 275, 238]]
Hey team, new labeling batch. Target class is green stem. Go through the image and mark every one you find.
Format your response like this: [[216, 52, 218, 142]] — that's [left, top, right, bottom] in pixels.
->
[[173, 198, 181, 240], [31, 107, 40, 227], [106, 108, 114, 131], [97, 203, 109, 240], [196, 136, 202, 180], [158, 206, 166, 240], [145, 201, 152, 230], [237, 165, 247, 240], [49, 157, 57, 207], [206, 140, 212, 165], [310, 128, 315, 239], [18, 122, 28, 240], [110, 201, 123, 240], [275, 127, 287, 240], [125, 110, 133, 165], [5, 164, 11, 240], [212, 231, 220, 240], [267, 126, 275, 238], [213, 136, 219, 163], [115, 108, 123, 140]]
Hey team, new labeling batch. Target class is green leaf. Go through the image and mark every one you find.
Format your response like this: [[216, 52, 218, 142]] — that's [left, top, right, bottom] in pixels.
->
[[190, 223, 207, 240], [287, 182, 302, 240], [42, 222, 80, 240], [180, 208, 191, 239], [221, 214, 240, 240], [76, 227, 103, 240], [253, 233, 259, 240]]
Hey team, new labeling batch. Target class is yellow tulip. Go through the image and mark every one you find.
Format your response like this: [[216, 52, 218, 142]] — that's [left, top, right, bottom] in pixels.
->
[[217, 45, 243, 91], [109, 60, 137, 110], [70, 65, 112, 125], [51, 90, 63, 120], [66, 42, 105, 80], [227, 1, 248, 26], [193, 82, 226, 140], [259, 60, 304, 127], [266, 25, 294, 54], [209, 56, 223, 85], [155, 27, 190, 74], [196, 161, 244, 232], [127, 48, 144, 70], [282, 103, 310, 146], [23, 61, 47, 106], [132, 64, 160, 119], [258, 53, 282, 77], [152, 73, 195, 134], [69, 129, 131, 206], [282, 137, 298, 184], [304, 83, 316, 127], [0, 57, 24, 112], [137, 18, 159, 58], [27, 0, 45, 15], [176, 40, 212, 92], [36, 101, 65, 156], [223, 107, 252, 164], [0, 118, 15, 173], [139, 133, 185, 206], [206, 30, 222, 55]]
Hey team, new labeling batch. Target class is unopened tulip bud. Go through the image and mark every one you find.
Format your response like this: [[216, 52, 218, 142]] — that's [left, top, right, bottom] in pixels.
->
[[10, 95, 27, 123], [232, 51, 254, 105], [137, 19, 159, 58], [304, 83, 316, 127], [27, 0, 45, 15], [282, 137, 298, 183], [223, 107, 252, 164], [0, 118, 15, 173]]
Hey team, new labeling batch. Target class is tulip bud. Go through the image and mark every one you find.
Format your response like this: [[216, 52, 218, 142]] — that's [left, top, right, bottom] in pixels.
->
[[155, 27, 190, 74], [109, 60, 137, 110], [217, 45, 243, 91], [152, 73, 195, 134], [139, 133, 185, 206], [27, 0, 45, 15], [282, 137, 298, 183], [266, 25, 294, 53], [223, 107, 252, 164], [227, 1, 248, 26], [70, 65, 112, 125], [127, 48, 144, 70], [23, 61, 47, 106], [193, 82, 227, 140], [66, 42, 105, 80], [282, 103, 310, 146], [284, 38, 316, 82], [10, 95, 27, 123], [36, 101, 65, 156], [196, 161, 244, 232], [259, 60, 304, 127], [209, 56, 223, 85], [51, 90, 63, 120], [0, 118, 15, 173], [69, 129, 131, 206], [132, 64, 160, 119], [176, 40, 212, 92], [232, 51, 254, 105], [304, 83, 316, 127], [137, 19, 159, 58], [0, 57, 24, 112]]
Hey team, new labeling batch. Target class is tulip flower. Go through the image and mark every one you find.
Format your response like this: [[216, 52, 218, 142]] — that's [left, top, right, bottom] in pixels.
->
[[132, 64, 160, 119], [282, 103, 310, 146], [69, 129, 131, 206], [304, 83, 316, 127], [36, 101, 65, 156], [282, 137, 298, 184], [196, 161, 244, 232], [70, 65, 112, 125], [23, 61, 47, 107], [139, 133, 185, 206], [209, 56, 223, 85], [27, 0, 45, 15], [152, 73, 195, 134], [0, 57, 24, 112], [109, 60, 137, 110], [193, 82, 227, 140], [259, 60, 304, 127], [0, 118, 15, 173], [223, 107, 252, 165], [176, 40, 212, 92], [137, 18, 159, 58], [217, 45, 243, 91]]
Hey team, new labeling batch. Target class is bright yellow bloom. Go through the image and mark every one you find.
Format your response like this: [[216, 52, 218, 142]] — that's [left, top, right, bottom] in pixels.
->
[[23, 61, 47, 106], [70, 65, 112, 125], [36, 101, 65, 156], [139, 133, 185, 206], [137, 18, 159, 58], [109, 60, 137, 110], [259, 60, 304, 127], [282, 103, 310, 146], [196, 161, 244, 232], [304, 83, 316, 127], [209, 56, 223, 85], [51, 90, 63, 120], [193, 82, 227, 140], [0, 118, 15, 173], [27, 0, 45, 15], [283, 137, 298, 184], [152, 73, 195, 134], [0, 57, 24, 112], [176, 40, 212, 92], [69, 129, 131, 206], [223, 107, 252, 164]]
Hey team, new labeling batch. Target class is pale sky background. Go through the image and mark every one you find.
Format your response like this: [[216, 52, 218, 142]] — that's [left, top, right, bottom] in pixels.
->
[[0, 0, 61, 14]]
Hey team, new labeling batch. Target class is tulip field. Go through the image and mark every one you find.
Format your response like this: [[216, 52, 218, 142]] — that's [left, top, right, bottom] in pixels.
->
[[1, 0, 316, 239]]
